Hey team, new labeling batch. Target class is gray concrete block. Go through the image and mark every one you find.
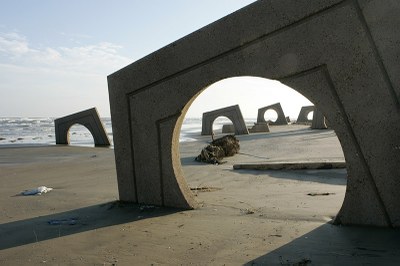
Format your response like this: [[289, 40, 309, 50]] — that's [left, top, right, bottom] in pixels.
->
[[201, 105, 249, 135], [248, 122, 270, 133], [221, 124, 235, 134]]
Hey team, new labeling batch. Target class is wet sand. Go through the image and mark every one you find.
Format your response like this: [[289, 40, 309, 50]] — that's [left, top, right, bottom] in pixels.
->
[[1, 125, 399, 265]]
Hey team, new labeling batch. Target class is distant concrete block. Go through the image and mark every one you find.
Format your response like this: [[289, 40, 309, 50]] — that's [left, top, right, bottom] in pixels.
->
[[54, 108, 110, 146], [311, 108, 328, 129], [296, 106, 315, 124], [249, 122, 270, 133], [221, 124, 235, 134], [201, 105, 249, 135], [257, 103, 288, 125]]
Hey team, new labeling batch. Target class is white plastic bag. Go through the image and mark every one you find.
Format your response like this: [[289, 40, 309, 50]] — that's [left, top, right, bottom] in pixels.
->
[[22, 186, 53, 195]]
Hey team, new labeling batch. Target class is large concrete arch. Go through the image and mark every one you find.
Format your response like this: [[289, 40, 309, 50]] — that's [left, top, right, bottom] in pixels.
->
[[201, 105, 249, 135], [108, 0, 400, 227], [257, 102, 288, 125], [54, 107, 110, 146]]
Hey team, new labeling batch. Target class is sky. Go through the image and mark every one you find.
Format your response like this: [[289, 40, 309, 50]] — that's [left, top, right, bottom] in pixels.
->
[[0, 0, 312, 119]]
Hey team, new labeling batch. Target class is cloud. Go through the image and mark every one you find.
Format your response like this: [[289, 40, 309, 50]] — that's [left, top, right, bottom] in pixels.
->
[[57, 42, 131, 73], [0, 31, 131, 76], [0, 30, 133, 116], [0, 32, 30, 55]]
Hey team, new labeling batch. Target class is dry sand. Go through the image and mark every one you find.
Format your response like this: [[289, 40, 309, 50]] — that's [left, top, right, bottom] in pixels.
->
[[1, 125, 399, 265]]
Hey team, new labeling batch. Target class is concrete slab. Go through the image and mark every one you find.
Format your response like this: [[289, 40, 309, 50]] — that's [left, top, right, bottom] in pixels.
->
[[221, 124, 234, 134], [233, 161, 346, 170], [248, 122, 270, 133]]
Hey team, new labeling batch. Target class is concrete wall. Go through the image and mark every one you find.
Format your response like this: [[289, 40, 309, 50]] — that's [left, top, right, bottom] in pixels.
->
[[108, 0, 400, 227]]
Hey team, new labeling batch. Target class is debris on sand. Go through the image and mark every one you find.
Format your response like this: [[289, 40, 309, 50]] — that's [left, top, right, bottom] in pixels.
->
[[190, 186, 221, 192], [21, 186, 53, 196], [307, 192, 336, 196], [241, 208, 255, 215], [189, 186, 222, 196], [279, 256, 312, 266], [195, 135, 240, 164]]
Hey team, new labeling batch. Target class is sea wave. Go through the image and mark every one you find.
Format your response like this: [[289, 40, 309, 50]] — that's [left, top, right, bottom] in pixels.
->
[[0, 117, 257, 146]]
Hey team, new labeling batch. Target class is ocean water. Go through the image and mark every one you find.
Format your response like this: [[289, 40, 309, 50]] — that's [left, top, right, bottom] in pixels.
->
[[0, 117, 257, 147]]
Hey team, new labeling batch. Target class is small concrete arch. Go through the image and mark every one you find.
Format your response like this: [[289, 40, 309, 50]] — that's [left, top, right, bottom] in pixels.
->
[[296, 105, 315, 124], [54, 107, 110, 146], [257, 103, 288, 125], [201, 105, 249, 135], [296, 105, 327, 129]]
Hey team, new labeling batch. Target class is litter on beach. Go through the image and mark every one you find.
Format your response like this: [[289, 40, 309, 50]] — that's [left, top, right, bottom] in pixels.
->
[[21, 186, 53, 195]]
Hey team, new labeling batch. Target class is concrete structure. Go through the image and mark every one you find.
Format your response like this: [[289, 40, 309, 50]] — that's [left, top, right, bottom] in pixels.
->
[[296, 105, 315, 124], [257, 103, 288, 125], [108, 0, 400, 227], [221, 124, 235, 134], [54, 108, 110, 146], [297, 105, 327, 128], [201, 105, 249, 135], [311, 108, 328, 129], [248, 122, 270, 133]]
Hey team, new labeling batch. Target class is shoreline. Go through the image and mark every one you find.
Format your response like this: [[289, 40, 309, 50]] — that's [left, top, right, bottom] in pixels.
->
[[1, 126, 399, 264]]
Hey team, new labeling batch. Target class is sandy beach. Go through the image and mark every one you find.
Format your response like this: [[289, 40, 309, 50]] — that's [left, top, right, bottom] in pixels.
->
[[1, 125, 399, 265]]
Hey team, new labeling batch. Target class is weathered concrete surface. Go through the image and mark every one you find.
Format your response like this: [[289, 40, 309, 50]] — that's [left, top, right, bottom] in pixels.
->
[[311, 108, 328, 129], [257, 102, 288, 125], [108, 0, 400, 226], [201, 105, 249, 135], [54, 108, 110, 146], [296, 105, 314, 124]]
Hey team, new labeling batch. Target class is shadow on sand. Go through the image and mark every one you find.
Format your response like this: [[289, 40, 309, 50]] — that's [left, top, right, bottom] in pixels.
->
[[0, 201, 180, 250], [245, 223, 400, 265]]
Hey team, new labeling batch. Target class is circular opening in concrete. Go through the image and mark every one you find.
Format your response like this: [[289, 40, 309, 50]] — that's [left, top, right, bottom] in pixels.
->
[[67, 124, 95, 147], [264, 109, 278, 123], [213, 116, 234, 135], [179, 76, 347, 223], [307, 111, 314, 121]]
